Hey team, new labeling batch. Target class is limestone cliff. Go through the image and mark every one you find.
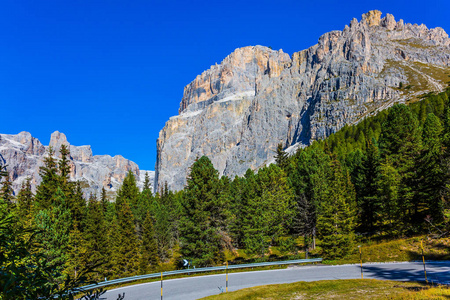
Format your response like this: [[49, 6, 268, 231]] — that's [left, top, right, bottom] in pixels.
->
[[0, 131, 154, 198], [156, 10, 450, 191]]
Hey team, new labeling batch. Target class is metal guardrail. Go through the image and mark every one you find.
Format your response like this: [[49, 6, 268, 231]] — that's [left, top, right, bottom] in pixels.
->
[[80, 258, 322, 291]]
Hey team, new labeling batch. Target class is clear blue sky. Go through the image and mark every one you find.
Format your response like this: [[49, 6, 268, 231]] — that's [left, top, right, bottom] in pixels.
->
[[1, 0, 449, 171]]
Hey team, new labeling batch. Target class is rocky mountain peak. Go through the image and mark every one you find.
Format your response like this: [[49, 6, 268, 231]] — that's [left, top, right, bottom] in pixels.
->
[[0, 131, 154, 198], [362, 10, 383, 27], [156, 11, 450, 191], [179, 46, 291, 114]]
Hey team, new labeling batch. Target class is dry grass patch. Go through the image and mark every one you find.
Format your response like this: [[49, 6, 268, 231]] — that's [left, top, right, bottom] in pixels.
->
[[201, 279, 450, 300]]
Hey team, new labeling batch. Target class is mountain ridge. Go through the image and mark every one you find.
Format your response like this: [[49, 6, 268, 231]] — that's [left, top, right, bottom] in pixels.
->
[[0, 131, 154, 198], [156, 10, 450, 191]]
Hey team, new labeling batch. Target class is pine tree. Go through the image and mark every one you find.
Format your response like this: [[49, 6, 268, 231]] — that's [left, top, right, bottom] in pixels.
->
[[83, 193, 109, 280], [180, 156, 229, 266], [275, 143, 289, 171], [16, 177, 34, 224], [65, 222, 88, 279], [70, 182, 86, 229], [0, 171, 14, 208], [100, 187, 109, 214], [116, 171, 140, 220], [34, 187, 72, 281], [358, 138, 381, 233], [114, 198, 140, 277], [317, 156, 356, 259], [242, 164, 293, 255], [139, 212, 159, 274], [143, 172, 152, 191], [290, 147, 330, 250], [34, 147, 59, 211], [378, 104, 422, 232], [376, 158, 401, 235], [416, 113, 445, 223]]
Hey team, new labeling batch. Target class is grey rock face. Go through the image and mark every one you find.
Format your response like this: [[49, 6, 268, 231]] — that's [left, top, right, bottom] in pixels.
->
[[0, 131, 154, 199], [156, 10, 450, 191]]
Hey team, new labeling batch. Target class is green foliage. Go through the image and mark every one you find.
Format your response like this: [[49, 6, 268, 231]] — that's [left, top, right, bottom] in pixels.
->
[[275, 143, 290, 171], [180, 156, 229, 266], [317, 157, 356, 259], [241, 164, 293, 255], [139, 212, 159, 274], [15, 178, 34, 224]]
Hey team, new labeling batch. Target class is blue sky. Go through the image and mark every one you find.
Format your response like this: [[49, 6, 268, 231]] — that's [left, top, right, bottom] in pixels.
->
[[1, 0, 449, 171]]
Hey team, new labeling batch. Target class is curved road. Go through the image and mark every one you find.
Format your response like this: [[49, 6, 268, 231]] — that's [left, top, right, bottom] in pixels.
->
[[104, 261, 450, 300]]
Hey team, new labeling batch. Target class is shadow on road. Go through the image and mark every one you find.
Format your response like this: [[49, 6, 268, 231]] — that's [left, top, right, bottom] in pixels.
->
[[363, 262, 450, 284]]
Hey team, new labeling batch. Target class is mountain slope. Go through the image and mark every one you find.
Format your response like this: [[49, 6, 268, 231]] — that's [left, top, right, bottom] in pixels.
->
[[156, 10, 450, 191], [0, 131, 154, 198]]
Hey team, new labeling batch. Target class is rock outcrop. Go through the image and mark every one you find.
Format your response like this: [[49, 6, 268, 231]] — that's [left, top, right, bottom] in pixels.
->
[[0, 131, 154, 198], [156, 10, 450, 191]]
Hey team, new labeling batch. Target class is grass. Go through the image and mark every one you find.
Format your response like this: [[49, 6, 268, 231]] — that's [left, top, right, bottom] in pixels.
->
[[321, 236, 450, 265], [200, 279, 450, 299]]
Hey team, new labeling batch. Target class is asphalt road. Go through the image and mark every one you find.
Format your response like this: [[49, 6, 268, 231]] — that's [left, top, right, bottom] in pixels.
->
[[103, 261, 450, 300]]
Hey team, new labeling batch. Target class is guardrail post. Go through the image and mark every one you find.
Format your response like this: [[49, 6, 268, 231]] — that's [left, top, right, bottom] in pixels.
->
[[226, 261, 228, 292], [161, 272, 163, 300], [421, 240, 428, 283], [358, 245, 363, 279]]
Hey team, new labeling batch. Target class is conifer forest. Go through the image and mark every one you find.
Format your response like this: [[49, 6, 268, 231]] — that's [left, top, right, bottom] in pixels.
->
[[1, 88, 450, 299]]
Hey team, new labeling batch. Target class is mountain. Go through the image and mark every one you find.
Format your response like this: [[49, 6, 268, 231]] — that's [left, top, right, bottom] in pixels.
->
[[0, 131, 154, 198], [156, 10, 450, 191]]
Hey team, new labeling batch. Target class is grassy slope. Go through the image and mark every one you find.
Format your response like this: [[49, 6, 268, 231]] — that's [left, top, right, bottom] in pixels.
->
[[201, 279, 450, 300]]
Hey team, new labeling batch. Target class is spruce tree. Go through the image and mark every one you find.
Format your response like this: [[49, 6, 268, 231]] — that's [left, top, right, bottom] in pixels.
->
[[275, 143, 289, 171], [359, 138, 381, 233], [34, 187, 72, 281], [180, 156, 228, 266], [376, 158, 401, 235], [100, 187, 109, 214], [290, 147, 330, 250], [34, 147, 59, 211], [378, 104, 422, 232], [143, 172, 151, 191], [139, 212, 159, 274], [0, 171, 14, 208], [16, 178, 34, 225], [317, 156, 356, 259], [114, 197, 140, 277], [242, 164, 293, 255], [83, 193, 109, 280], [416, 113, 445, 223]]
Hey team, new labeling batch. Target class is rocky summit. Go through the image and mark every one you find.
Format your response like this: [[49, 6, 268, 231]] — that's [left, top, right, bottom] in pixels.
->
[[156, 10, 450, 191], [0, 131, 154, 198]]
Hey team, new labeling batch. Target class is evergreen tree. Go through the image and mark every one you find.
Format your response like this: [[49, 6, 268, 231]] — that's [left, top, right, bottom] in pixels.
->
[[290, 147, 330, 250], [378, 104, 422, 232], [0, 171, 14, 208], [114, 198, 140, 277], [34, 187, 72, 281], [34, 147, 59, 211], [358, 138, 381, 233], [139, 212, 159, 274], [58, 144, 72, 193], [100, 187, 109, 214], [64, 181, 86, 233], [275, 143, 289, 171], [16, 177, 34, 224], [143, 172, 152, 191], [242, 164, 293, 255], [416, 113, 445, 223], [376, 158, 401, 235], [83, 193, 109, 280], [317, 156, 356, 259], [65, 222, 88, 279], [179, 156, 229, 266]]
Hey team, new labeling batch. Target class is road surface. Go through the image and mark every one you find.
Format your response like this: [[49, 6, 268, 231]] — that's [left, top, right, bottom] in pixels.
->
[[103, 261, 450, 300]]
